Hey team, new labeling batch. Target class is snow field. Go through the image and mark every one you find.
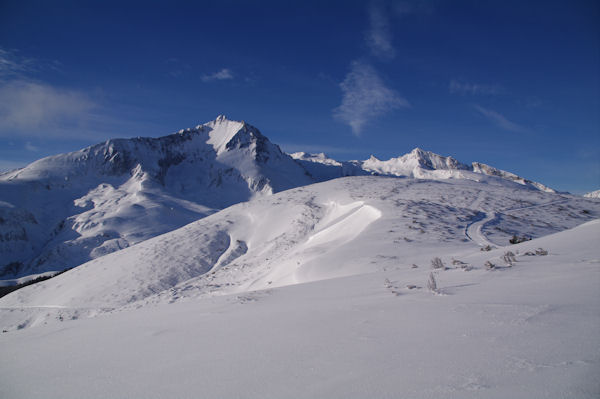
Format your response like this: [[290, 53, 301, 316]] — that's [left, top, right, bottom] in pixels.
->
[[0, 220, 598, 398], [1, 176, 598, 331]]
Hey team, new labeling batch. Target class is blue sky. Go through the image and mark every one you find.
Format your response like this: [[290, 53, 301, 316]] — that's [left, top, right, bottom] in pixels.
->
[[0, 0, 598, 193]]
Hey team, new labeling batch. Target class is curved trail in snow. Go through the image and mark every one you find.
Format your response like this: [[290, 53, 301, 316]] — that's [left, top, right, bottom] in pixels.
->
[[464, 195, 569, 247], [465, 211, 497, 247]]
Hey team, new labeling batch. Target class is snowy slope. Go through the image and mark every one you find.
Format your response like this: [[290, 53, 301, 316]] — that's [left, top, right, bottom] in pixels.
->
[[0, 186, 599, 398], [1, 176, 598, 331], [0, 116, 312, 279]]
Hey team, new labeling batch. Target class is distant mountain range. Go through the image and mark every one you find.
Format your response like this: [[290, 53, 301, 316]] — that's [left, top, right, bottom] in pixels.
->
[[0, 116, 564, 279], [584, 189, 600, 199]]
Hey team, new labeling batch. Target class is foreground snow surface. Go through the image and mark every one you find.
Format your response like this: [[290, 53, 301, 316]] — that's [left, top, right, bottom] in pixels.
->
[[1, 177, 599, 398], [1, 220, 599, 398]]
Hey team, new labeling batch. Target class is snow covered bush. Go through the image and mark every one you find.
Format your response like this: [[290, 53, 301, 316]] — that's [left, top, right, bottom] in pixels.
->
[[431, 257, 445, 270], [510, 235, 530, 244], [502, 251, 517, 266], [535, 248, 548, 256], [427, 272, 438, 293], [485, 260, 495, 270]]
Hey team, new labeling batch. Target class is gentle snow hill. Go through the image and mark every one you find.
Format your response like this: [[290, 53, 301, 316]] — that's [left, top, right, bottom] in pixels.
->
[[1, 218, 599, 398], [1, 176, 598, 332], [0, 116, 313, 279], [584, 189, 600, 198]]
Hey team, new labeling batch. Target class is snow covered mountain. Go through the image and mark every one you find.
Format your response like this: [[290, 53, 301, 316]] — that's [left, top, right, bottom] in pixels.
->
[[0, 116, 559, 280], [584, 189, 600, 198], [2, 130, 599, 398], [293, 148, 557, 192], [0, 116, 312, 279]]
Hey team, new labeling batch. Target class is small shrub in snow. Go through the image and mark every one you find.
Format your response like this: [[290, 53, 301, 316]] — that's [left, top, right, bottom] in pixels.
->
[[535, 248, 548, 256], [502, 251, 517, 266], [431, 257, 445, 270], [484, 260, 495, 270], [427, 272, 438, 293], [480, 245, 492, 252], [509, 235, 531, 244], [450, 258, 472, 270], [411, 264, 419, 268]]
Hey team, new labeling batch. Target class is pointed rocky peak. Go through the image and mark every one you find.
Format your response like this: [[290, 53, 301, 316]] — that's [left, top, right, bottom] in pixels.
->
[[203, 116, 257, 155], [404, 148, 469, 171]]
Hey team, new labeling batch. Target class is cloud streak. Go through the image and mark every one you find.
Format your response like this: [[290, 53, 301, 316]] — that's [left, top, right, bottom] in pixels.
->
[[365, 3, 395, 59], [25, 141, 40, 152], [333, 61, 409, 135], [474, 105, 529, 133], [0, 48, 36, 78], [0, 80, 97, 138], [201, 68, 234, 82], [449, 80, 502, 96]]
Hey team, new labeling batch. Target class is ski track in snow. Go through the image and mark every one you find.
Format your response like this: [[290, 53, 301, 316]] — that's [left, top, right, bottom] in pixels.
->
[[465, 211, 497, 247]]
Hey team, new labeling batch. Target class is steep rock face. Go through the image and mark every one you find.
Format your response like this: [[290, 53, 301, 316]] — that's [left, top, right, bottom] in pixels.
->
[[0, 116, 312, 278]]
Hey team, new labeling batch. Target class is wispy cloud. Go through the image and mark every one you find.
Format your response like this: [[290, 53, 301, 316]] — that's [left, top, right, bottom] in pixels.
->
[[0, 80, 96, 137], [474, 105, 529, 133], [25, 141, 40, 152], [365, 3, 395, 59], [0, 48, 36, 78], [449, 80, 502, 96], [333, 60, 409, 135], [0, 47, 61, 78], [201, 68, 234, 82], [0, 48, 101, 139], [165, 58, 192, 78]]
